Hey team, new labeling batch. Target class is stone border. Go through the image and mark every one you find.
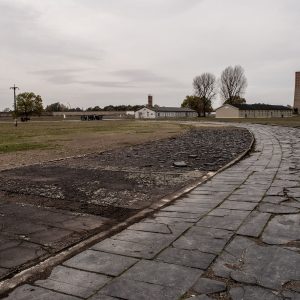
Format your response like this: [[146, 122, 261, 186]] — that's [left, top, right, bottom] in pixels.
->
[[0, 127, 254, 297]]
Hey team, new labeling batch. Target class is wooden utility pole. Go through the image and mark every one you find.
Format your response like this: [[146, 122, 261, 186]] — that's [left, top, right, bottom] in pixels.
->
[[10, 84, 19, 127]]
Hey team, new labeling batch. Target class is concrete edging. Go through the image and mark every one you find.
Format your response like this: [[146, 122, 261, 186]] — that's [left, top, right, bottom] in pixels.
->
[[0, 127, 255, 297]]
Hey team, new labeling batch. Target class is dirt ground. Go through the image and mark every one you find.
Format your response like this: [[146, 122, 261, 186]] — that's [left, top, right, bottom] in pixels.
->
[[0, 126, 252, 281]]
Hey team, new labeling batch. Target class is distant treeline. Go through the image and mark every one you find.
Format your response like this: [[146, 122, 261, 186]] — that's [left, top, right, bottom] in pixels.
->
[[43, 102, 143, 112]]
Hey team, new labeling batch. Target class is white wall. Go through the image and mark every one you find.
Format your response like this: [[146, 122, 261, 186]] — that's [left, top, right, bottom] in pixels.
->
[[216, 105, 239, 118], [135, 107, 156, 119]]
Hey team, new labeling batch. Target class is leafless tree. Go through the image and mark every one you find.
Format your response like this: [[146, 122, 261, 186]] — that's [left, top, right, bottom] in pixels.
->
[[193, 73, 216, 117], [219, 65, 247, 104]]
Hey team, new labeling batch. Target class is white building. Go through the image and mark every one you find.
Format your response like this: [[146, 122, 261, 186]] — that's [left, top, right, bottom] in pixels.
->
[[216, 103, 293, 118], [135, 106, 197, 119]]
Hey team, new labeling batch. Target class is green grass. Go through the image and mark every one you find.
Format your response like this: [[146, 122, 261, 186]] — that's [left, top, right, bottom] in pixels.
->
[[0, 120, 185, 154], [0, 143, 49, 153]]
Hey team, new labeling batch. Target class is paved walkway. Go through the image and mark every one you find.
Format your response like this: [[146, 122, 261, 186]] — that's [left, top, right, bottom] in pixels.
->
[[4, 124, 300, 300]]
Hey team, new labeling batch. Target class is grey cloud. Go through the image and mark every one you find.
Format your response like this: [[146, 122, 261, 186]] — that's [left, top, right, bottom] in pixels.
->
[[112, 69, 169, 82], [76, 0, 201, 19], [78, 81, 136, 88], [111, 69, 187, 89], [0, 1, 103, 63], [31, 69, 88, 85]]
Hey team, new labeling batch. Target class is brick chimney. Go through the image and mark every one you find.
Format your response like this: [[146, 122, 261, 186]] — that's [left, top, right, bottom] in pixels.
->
[[147, 95, 153, 108], [294, 72, 300, 111]]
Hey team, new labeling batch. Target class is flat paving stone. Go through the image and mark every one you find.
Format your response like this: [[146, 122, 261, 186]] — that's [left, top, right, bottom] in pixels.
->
[[91, 238, 161, 259], [262, 214, 300, 245], [213, 237, 300, 290], [161, 205, 210, 215], [230, 285, 283, 300], [29, 227, 75, 245], [218, 201, 257, 211], [172, 201, 219, 209], [262, 196, 286, 204], [143, 216, 194, 225], [153, 211, 201, 221], [237, 211, 271, 237], [99, 278, 182, 300], [212, 236, 262, 278], [4, 284, 80, 300], [173, 226, 233, 255], [63, 250, 138, 276], [127, 221, 189, 234], [227, 194, 263, 203], [186, 296, 213, 300], [111, 229, 178, 248], [35, 265, 111, 298], [177, 197, 221, 206], [60, 215, 106, 232], [259, 203, 299, 214], [156, 247, 215, 270], [127, 222, 172, 234], [121, 260, 202, 293], [0, 241, 47, 269], [192, 277, 226, 294], [197, 209, 249, 231], [89, 295, 118, 300]]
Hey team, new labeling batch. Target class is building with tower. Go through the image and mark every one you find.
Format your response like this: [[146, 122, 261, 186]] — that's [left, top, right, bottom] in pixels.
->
[[135, 95, 197, 119]]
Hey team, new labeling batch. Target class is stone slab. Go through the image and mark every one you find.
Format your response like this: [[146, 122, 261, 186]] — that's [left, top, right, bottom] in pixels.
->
[[121, 260, 202, 293], [153, 211, 201, 221], [227, 194, 263, 203], [230, 286, 282, 300], [111, 229, 178, 248], [173, 226, 233, 255], [99, 278, 182, 300], [259, 203, 299, 214], [161, 205, 210, 215], [35, 265, 111, 298], [4, 284, 80, 300], [218, 201, 257, 211], [186, 296, 213, 300], [89, 295, 118, 300], [213, 237, 300, 289], [91, 238, 161, 259], [0, 242, 47, 269], [127, 221, 190, 234], [197, 209, 249, 231], [262, 214, 300, 245], [237, 211, 271, 237], [192, 277, 226, 294], [156, 247, 215, 270], [63, 250, 138, 276]]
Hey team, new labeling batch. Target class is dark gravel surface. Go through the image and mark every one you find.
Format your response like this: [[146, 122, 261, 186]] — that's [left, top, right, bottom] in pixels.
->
[[54, 127, 252, 172]]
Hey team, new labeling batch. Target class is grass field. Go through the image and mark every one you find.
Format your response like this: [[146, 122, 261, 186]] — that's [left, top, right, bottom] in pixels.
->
[[0, 120, 187, 169], [211, 116, 300, 127]]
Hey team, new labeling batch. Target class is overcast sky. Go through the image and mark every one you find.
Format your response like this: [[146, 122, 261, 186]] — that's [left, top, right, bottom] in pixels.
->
[[1, 0, 300, 110]]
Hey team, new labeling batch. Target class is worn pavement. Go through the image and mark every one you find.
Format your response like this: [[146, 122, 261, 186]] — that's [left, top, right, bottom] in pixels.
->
[[3, 124, 300, 300]]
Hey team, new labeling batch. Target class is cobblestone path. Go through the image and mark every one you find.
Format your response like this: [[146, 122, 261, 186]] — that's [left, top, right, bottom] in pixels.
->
[[4, 124, 300, 300]]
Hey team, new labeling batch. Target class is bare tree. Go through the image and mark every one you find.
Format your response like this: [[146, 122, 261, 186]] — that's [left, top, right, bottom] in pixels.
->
[[193, 73, 216, 117], [219, 65, 247, 104]]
